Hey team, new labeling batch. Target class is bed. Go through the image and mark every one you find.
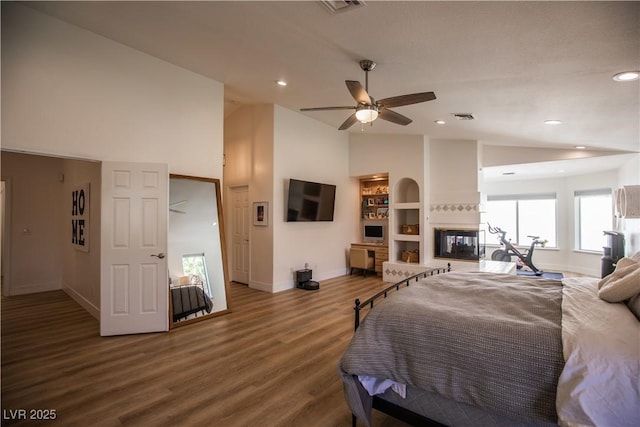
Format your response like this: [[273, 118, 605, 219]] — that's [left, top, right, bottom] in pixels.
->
[[170, 284, 213, 322], [339, 264, 640, 427]]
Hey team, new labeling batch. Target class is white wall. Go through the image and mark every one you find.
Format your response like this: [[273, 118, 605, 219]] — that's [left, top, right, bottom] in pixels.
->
[[428, 139, 481, 270], [61, 158, 102, 318], [1, 3, 224, 178], [617, 154, 640, 255], [1, 153, 65, 296], [223, 104, 275, 291], [273, 106, 354, 292]]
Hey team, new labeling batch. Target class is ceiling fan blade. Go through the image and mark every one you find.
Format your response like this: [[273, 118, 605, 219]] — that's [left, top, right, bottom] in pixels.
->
[[378, 108, 413, 126], [300, 106, 356, 111], [377, 92, 436, 109], [338, 113, 359, 130], [346, 80, 372, 105]]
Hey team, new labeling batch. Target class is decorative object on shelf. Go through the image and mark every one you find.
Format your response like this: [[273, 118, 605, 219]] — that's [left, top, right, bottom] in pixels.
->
[[401, 224, 419, 235], [253, 201, 268, 226], [430, 203, 479, 212], [375, 185, 388, 194], [377, 208, 389, 218], [401, 249, 420, 263], [367, 198, 375, 206]]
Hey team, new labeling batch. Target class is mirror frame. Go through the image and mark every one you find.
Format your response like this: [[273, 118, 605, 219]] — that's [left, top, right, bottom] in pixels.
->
[[168, 174, 232, 329]]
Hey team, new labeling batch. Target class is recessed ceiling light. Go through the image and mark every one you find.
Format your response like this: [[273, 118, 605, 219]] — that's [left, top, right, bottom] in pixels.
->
[[276, 80, 287, 86], [544, 119, 562, 125], [575, 146, 586, 150], [434, 120, 446, 125], [612, 71, 640, 82]]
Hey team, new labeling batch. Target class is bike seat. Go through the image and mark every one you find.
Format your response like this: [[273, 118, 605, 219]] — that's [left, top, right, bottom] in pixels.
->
[[527, 235, 539, 239]]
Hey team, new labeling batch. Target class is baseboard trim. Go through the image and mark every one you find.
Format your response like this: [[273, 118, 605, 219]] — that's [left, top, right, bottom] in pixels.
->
[[63, 285, 100, 320], [8, 280, 60, 295]]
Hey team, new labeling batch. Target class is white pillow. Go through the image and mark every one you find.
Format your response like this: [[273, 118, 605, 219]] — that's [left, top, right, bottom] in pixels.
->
[[598, 263, 640, 302], [627, 294, 640, 321], [598, 257, 638, 289]]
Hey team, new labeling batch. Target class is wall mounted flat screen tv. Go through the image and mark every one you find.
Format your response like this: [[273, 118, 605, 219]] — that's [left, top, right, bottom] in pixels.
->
[[286, 179, 336, 222]]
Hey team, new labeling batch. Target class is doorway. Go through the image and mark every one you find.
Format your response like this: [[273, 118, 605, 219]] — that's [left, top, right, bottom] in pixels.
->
[[1, 180, 10, 296], [230, 185, 250, 284]]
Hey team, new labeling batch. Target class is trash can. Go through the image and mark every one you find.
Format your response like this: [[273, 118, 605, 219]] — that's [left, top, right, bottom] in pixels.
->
[[601, 231, 625, 278]]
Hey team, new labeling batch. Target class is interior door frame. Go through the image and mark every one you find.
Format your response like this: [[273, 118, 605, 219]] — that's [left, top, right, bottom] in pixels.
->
[[228, 184, 250, 284], [1, 178, 12, 296]]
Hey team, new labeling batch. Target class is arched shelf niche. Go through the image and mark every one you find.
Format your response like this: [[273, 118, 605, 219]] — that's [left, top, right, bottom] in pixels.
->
[[391, 177, 421, 263], [394, 177, 420, 204]]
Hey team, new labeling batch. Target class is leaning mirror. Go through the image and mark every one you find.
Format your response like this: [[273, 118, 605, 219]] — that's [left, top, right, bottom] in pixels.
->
[[168, 175, 231, 327]]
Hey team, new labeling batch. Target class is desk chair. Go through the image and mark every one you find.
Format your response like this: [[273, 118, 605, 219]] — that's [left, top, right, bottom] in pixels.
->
[[350, 247, 375, 276]]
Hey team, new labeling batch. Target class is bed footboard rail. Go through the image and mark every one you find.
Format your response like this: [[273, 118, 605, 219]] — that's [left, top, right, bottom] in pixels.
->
[[354, 263, 450, 330]]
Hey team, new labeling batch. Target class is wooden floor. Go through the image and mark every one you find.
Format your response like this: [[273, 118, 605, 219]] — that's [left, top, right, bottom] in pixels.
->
[[1, 275, 410, 427]]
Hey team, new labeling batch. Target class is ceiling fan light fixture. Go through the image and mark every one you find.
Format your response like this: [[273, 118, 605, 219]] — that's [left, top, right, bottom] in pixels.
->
[[355, 105, 378, 123]]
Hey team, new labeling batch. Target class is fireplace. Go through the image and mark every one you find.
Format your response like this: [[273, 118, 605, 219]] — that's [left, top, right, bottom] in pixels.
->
[[434, 228, 485, 261]]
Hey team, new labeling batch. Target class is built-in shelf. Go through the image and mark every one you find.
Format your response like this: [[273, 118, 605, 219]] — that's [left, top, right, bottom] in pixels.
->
[[392, 233, 421, 242], [361, 177, 389, 220], [394, 202, 420, 210]]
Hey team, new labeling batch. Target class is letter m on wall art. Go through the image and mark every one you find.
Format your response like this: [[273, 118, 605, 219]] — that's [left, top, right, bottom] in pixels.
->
[[71, 182, 90, 252]]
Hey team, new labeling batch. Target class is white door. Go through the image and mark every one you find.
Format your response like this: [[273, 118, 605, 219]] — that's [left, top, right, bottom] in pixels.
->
[[231, 186, 250, 284], [100, 162, 168, 336]]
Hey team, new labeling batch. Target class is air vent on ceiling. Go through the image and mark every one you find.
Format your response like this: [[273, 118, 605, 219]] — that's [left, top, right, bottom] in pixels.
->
[[320, 0, 367, 14], [452, 113, 475, 120]]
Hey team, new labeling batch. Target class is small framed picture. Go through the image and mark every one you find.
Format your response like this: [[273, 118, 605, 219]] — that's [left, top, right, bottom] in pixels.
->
[[253, 201, 268, 226], [367, 198, 375, 206]]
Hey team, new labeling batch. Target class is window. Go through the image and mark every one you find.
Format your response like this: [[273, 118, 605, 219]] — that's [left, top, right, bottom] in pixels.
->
[[575, 189, 612, 252], [485, 194, 557, 247], [182, 253, 212, 296]]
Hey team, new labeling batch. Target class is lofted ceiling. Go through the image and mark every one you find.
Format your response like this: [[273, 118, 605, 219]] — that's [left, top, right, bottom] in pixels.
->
[[19, 1, 640, 177]]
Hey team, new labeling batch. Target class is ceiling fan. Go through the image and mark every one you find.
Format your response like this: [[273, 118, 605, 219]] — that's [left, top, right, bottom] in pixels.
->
[[300, 59, 436, 130], [169, 200, 187, 214]]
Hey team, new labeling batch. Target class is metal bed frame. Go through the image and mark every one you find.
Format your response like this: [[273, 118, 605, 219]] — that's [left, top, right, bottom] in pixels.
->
[[350, 264, 451, 427]]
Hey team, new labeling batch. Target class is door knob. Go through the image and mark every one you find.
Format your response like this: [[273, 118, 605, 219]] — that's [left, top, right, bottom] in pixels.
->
[[150, 253, 166, 259]]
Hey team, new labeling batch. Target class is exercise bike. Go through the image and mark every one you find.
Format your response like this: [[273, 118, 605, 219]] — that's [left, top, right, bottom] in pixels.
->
[[488, 224, 545, 276]]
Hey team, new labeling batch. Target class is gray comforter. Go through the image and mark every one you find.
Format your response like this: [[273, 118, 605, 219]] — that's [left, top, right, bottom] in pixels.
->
[[339, 271, 564, 426]]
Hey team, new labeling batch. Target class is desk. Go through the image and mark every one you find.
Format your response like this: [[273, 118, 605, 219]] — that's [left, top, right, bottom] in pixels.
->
[[351, 243, 388, 277], [479, 260, 517, 275]]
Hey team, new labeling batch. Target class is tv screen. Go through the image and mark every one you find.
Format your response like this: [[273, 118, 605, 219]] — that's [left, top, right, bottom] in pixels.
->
[[363, 223, 385, 243], [364, 225, 383, 238], [286, 179, 336, 222]]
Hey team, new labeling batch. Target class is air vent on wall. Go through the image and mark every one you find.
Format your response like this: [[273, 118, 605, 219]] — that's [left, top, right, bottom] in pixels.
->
[[452, 113, 475, 120], [320, 0, 366, 14]]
